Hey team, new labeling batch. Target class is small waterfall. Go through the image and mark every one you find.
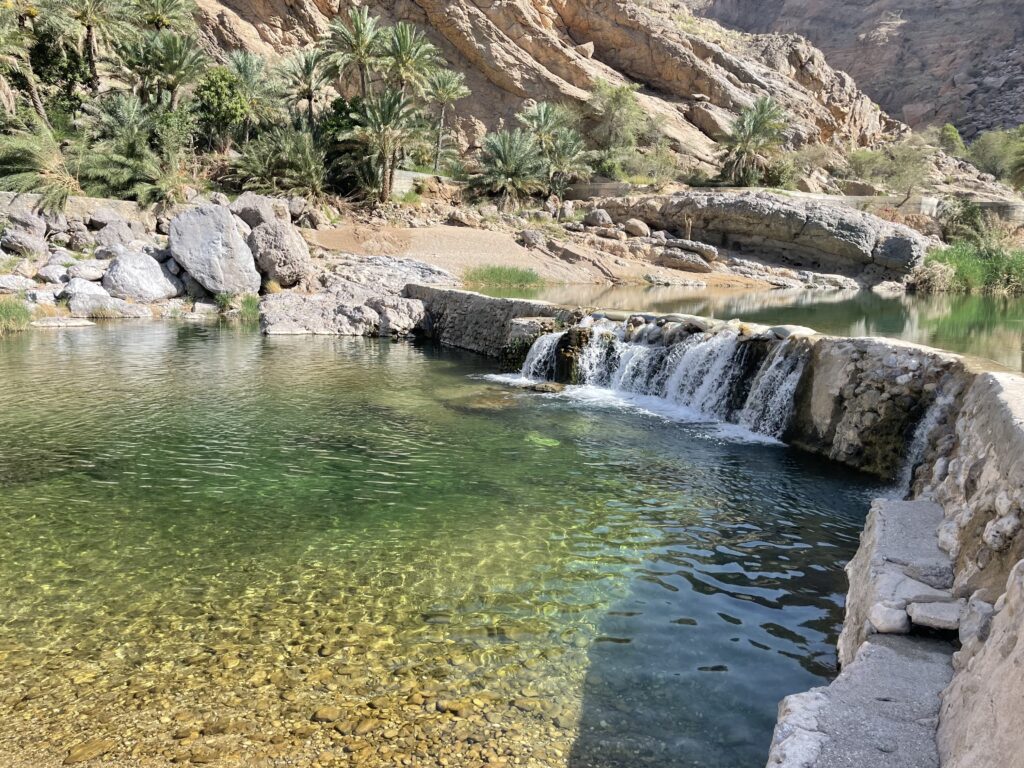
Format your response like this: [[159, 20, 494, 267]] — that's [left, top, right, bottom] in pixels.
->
[[521, 332, 564, 380], [739, 341, 810, 438], [515, 315, 811, 442], [895, 391, 956, 496]]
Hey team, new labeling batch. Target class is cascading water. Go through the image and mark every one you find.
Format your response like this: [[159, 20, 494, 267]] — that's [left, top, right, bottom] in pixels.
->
[[895, 391, 956, 496], [518, 316, 810, 442]]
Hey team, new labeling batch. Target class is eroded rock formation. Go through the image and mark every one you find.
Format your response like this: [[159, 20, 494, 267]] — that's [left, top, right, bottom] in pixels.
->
[[686, 0, 1024, 134], [193, 0, 901, 169]]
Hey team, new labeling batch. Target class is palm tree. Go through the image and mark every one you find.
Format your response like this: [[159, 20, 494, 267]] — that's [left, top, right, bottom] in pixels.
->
[[1011, 148, 1024, 190], [425, 69, 469, 172], [517, 101, 570, 157], [81, 90, 151, 143], [322, 6, 382, 98], [45, 0, 137, 94], [152, 31, 206, 107], [383, 21, 438, 96], [0, 14, 51, 126], [0, 119, 82, 211], [473, 129, 547, 211], [229, 125, 327, 200], [721, 97, 787, 186], [546, 127, 592, 197], [227, 50, 278, 140], [277, 49, 330, 127], [344, 89, 421, 202], [135, 0, 195, 31]]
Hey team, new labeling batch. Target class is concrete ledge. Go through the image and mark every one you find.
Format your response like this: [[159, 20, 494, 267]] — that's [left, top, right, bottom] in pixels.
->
[[768, 635, 952, 768], [838, 498, 956, 667]]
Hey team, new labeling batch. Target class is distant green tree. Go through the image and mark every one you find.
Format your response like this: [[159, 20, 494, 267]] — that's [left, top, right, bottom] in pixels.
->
[[227, 50, 278, 141], [720, 97, 787, 186], [134, 0, 195, 31], [938, 123, 966, 156], [322, 6, 382, 98], [382, 21, 438, 96], [473, 129, 547, 210], [343, 88, 422, 202], [425, 69, 469, 172], [277, 49, 330, 127], [229, 125, 327, 200], [0, 13, 51, 126], [589, 79, 648, 151], [192, 66, 247, 150], [545, 126, 592, 197], [0, 118, 81, 211], [44, 0, 136, 94]]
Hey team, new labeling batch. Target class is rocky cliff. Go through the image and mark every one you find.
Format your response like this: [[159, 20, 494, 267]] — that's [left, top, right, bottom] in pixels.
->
[[193, 0, 901, 169], [685, 0, 1024, 136]]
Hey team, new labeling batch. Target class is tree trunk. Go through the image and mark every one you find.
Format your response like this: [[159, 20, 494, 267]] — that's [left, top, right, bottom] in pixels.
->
[[24, 72, 51, 130], [85, 25, 100, 95], [359, 65, 368, 98], [170, 87, 181, 110], [433, 104, 447, 173], [307, 94, 315, 127]]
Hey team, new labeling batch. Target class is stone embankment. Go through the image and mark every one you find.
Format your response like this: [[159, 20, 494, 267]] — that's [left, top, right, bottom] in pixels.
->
[[403, 284, 1024, 768]]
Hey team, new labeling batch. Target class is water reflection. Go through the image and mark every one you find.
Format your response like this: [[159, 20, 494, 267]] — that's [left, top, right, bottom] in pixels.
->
[[493, 285, 1024, 371]]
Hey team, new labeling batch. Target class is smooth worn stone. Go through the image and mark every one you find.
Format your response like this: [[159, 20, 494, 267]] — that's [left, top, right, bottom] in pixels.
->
[[658, 248, 713, 273], [529, 382, 565, 394], [67, 259, 111, 282], [169, 205, 260, 295], [64, 738, 117, 764], [582, 209, 613, 227], [36, 264, 68, 284], [230, 191, 291, 229], [623, 218, 651, 237], [0, 274, 37, 293], [247, 221, 312, 288], [30, 318, 95, 328], [664, 238, 719, 261], [869, 603, 911, 634], [908, 600, 964, 631], [102, 249, 182, 303], [312, 707, 342, 723]]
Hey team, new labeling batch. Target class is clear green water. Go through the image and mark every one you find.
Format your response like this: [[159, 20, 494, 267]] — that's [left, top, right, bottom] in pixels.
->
[[497, 285, 1024, 372], [0, 324, 879, 767]]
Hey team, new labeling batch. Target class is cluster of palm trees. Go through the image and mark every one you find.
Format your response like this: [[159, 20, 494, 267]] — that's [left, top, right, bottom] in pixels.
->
[[0, 0, 602, 211]]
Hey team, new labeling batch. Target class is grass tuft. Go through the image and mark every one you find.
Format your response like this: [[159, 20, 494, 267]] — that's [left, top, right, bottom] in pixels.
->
[[0, 296, 32, 335], [240, 294, 261, 325], [464, 265, 544, 288], [920, 241, 1024, 295]]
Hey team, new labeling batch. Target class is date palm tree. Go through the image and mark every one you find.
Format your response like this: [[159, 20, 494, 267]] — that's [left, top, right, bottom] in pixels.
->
[[152, 31, 206, 108], [135, 0, 195, 31], [344, 89, 421, 203], [546, 127, 592, 198], [0, 118, 82, 211], [277, 48, 330, 127], [473, 129, 547, 211], [0, 13, 51, 126], [425, 69, 469, 172], [721, 97, 787, 186], [517, 101, 570, 158], [45, 0, 137, 94], [322, 6, 382, 98], [383, 21, 438, 96], [227, 50, 278, 141]]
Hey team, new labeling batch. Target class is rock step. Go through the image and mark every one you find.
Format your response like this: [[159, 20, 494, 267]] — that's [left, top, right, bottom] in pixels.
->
[[767, 635, 953, 768], [838, 498, 958, 666]]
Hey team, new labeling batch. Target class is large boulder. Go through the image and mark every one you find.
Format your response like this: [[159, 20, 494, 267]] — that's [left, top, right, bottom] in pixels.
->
[[62, 279, 152, 318], [88, 208, 146, 248], [583, 208, 613, 227], [36, 264, 68, 284], [102, 248, 182, 302], [1, 227, 47, 257], [247, 221, 312, 287], [169, 205, 261, 295], [229, 192, 290, 229], [659, 248, 713, 273]]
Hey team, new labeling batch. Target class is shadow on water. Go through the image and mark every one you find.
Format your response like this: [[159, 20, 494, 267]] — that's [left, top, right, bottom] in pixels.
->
[[562, 442, 879, 768]]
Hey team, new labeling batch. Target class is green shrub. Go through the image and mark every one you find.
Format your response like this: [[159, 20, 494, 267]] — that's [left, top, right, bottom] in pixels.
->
[[214, 292, 235, 311], [0, 296, 31, 335], [463, 265, 544, 288], [239, 294, 260, 325], [923, 240, 1024, 295], [939, 123, 966, 156]]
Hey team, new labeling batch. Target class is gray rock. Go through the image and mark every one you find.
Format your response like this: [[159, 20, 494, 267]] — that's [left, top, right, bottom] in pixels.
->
[[665, 238, 719, 261], [60, 277, 109, 299], [67, 259, 111, 282], [102, 249, 183, 302], [908, 600, 963, 631], [92, 219, 137, 248], [519, 229, 546, 249], [0, 274, 37, 293], [246, 221, 312, 288], [1, 228, 47, 257], [68, 291, 153, 319], [36, 264, 68, 284], [623, 218, 651, 237], [583, 208, 613, 227], [229, 192, 290, 229], [288, 196, 308, 220], [659, 248, 713, 273], [169, 205, 261, 295], [47, 249, 78, 267], [31, 317, 95, 328]]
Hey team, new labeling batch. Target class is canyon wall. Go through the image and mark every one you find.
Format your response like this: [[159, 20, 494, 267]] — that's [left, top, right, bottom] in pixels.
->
[[193, 0, 901, 170], [685, 0, 1024, 135]]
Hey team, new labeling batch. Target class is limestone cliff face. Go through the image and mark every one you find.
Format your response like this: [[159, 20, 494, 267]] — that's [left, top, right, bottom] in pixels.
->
[[192, 0, 901, 169], [686, 0, 1024, 135]]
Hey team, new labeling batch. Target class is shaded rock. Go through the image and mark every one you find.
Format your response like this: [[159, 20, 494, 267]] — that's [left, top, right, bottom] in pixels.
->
[[169, 205, 260, 295], [102, 249, 183, 302], [247, 221, 312, 287], [665, 238, 719, 261], [623, 218, 651, 237], [229, 191, 290, 228], [583, 209, 613, 227], [36, 264, 68, 284]]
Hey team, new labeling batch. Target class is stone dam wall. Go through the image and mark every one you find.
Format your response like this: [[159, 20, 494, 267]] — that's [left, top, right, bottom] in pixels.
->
[[406, 284, 1024, 768]]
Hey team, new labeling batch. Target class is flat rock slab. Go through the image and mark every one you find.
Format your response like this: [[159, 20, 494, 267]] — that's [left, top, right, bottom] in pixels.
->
[[768, 635, 953, 768], [838, 498, 954, 666], [908, 600, 964, 631]]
